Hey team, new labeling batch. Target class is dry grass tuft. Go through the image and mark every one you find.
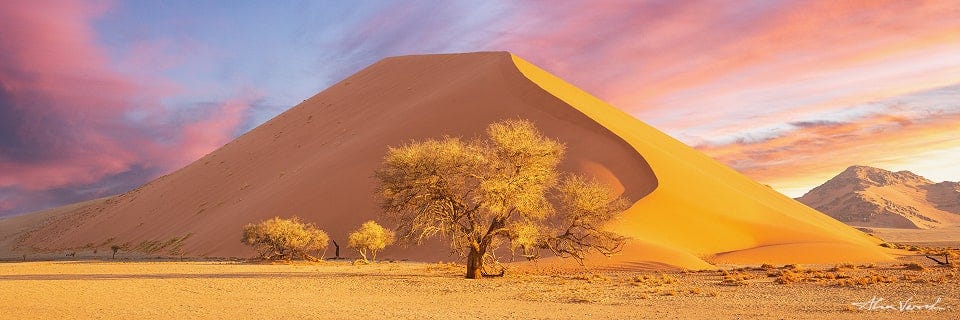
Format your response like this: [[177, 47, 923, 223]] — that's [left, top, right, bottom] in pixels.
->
[[782, 264, 804, 271], [903, 262, 927, 271], [836, 273, 898, 286], [829, 263, 858, 272], [424, 261, 461, 272], [572, 273, 609, 283], [630, 273, 675, 287], [719, 271, 753, 286], [774, 269, 805, 284]]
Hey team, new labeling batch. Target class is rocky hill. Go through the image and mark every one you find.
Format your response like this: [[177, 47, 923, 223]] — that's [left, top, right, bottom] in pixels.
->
[[798, 165, 960, 229]]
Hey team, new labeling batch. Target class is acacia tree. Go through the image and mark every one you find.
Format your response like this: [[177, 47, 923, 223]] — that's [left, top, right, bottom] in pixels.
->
[[375, 119, 629, 279], [348, 220, 396, 263], [241, 217, 329, 261]]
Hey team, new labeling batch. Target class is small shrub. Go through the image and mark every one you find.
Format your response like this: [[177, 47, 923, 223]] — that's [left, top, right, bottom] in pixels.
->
[[720, 272, 753, 286], [782, 264, 804, 271], [347, 220, 396, 263], [631, 273, 674, 287], [903, 262, 927, 271], [775, 270, 804, 284], [573, 273, 608, 283], [829, 263, 857, 272], [241, 216, 329, 261], [110, 245, 122, 259], [844, 274, 897, 286]]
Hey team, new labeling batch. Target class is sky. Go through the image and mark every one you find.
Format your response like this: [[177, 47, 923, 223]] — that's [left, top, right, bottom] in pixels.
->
[[1, 0, 958, 216]]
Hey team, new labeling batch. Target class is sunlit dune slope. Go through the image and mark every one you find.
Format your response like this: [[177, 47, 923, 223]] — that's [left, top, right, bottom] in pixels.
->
[[512, 54, 891, 267], [0, 52, 892, 268]]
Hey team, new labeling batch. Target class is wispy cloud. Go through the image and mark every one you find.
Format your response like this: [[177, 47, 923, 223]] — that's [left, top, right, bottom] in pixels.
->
[[697, 86, 960, 196], [486, 0, 960, 194]]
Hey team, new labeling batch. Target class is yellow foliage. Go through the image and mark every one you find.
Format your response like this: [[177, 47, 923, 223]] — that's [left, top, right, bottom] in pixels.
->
[[348, 220, 396, 262], [241, 217, 328, 260], [375, 119, 628, 278]]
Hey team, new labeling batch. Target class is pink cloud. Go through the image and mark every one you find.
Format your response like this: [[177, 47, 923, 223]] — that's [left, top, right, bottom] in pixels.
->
[[0, 1, 254, 214], [176, 92, 260, 167], [487, 0, 960, 196]]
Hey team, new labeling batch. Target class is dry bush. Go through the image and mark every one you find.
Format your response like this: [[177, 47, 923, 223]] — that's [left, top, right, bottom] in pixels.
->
[[836, 273, 897, 286], [903, 262, 927, 271], [829, 263, 858, 272], [347, 220, 396, 263], [241, 216, 329, 261], [571, 273, 609, 283], [688, 287, 703, 295], [630, 273, 674, 287], [759, 263, 776, 270], [774, 269, 805, 284], [901, 273, 922, 283], [425, 262, 462, 272], [720, 271, 754, 286], [782, 264, 804, 271]]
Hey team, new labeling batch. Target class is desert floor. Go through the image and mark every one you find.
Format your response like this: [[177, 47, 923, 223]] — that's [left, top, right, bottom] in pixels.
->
[[1, 259, 958, 320]]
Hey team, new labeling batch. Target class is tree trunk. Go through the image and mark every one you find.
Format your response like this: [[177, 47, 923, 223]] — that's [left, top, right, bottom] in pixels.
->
[[358, 248, 368, 263], [465, 246, 484, 279]]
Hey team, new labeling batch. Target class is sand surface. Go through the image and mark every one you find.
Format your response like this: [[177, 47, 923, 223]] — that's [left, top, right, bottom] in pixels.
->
[[868, 226, 960, 247], [1, 260, 957, 319]]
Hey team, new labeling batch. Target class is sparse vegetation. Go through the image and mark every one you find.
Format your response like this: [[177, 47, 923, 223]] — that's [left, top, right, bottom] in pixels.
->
[[903, 262, 927, 271], [773, 269, 804, 284], [241, 217, 329, 261], [375, 119, 630, 279], [720, 271, 753, 286], [631, 273, 675, 287], [348, 220, 396, 263]]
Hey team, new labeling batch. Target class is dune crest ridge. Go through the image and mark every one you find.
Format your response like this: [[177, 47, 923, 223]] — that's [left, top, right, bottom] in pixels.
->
[[0, 52, 891, 269]]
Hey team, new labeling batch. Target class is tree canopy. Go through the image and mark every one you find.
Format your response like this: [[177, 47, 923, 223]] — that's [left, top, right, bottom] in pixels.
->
[[375, 119, 629, 278], [241, 217, 329, 261], [348, 220, 396, 263]]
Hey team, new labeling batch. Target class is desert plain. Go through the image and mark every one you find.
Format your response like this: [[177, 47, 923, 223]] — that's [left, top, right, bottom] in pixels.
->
[[2, 253, 958, 320]]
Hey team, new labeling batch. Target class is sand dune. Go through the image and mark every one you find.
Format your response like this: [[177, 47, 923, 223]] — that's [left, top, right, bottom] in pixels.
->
[[0, 52, 892, 269]]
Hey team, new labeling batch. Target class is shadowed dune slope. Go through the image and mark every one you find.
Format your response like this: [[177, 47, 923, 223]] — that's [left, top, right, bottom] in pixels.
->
[[0, 52, 892, 268]]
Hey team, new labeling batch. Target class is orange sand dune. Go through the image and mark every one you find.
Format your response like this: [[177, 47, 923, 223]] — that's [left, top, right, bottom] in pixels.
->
[[0, 52, 893, 269]]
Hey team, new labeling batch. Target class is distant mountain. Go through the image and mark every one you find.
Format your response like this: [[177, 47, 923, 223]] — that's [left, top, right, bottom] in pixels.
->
[[797, 165, 960, 229]]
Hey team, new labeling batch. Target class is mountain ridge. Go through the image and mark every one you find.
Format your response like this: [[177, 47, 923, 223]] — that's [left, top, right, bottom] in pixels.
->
[[797, 165, 960, 229]]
